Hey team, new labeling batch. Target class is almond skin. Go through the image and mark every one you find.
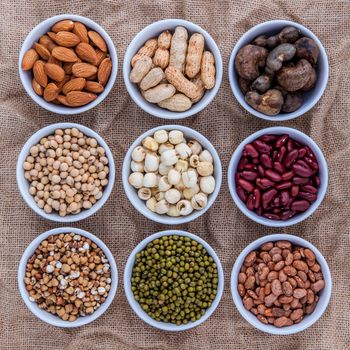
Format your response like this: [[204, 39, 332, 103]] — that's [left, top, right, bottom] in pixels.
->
[[88, 31, 107, 52], [52, 47, 78, 62], [45, 63, 65, 82], [33, 43, 51, 60], [72, 63, 98, 78], [39, 35, 57, 52], [33, 60, 48, 87], [98, 57, 112, 86], [32, 78, 43, 96], [66, 91, 97, 106], [56, 94, 70, 106], [43, 82, 59, 101], [47, 55, 62, 67], [84, 81, 104, 93], [95, 49, 107, 66], [52, 20, 74, 33], [62, 77, 86, 95], [22, 49, 39, 70], [56, 75, 71, 93], [73, 22, 89, 43], [75, 43, 97, 65], [52, 31, 80, 47]]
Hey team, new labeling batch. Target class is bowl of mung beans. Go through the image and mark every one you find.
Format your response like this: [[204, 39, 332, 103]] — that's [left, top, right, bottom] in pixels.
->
[[16, 122, 115, 222], [123, 229, 224, 331]]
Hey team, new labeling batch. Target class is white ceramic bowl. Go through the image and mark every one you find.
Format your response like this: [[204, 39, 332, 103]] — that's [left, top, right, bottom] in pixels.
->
[[124, 229, 224, 331], [231, 233, 332, 335], [18, 14, 118, 114], [123, 19, 223, 119], [16, 122, 115, 222], [122, 125, 222, 224], [18, 227, 118, 328], [229, 20, 329, 121], [227, 127, 328, 227]]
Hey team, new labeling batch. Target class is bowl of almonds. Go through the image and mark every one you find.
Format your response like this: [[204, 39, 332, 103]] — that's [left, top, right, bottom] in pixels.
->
[[18, 227, 118, 327], [231, 234, 332, 335], [19, 14, 117, 114], [123, 19, 223, 119]]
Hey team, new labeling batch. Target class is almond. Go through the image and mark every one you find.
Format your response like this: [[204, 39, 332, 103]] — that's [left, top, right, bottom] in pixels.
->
[[52, 31, 80, 47], [47, 55, 62, 67], [62, 77, 86, 95], [88, 31, 107, 52], [73, 22, 89, 43], [86, 74, 97, 81], [22, 49, 39, 70], [56, 94, 70, 106], [52, 47, 78, 62], [33, 43, 51, 60], [39, 35, 57, 52], [56, 75, 71, 93], [75, 43, 97, 65], [84, 81, 104, 93], [45, 63, 65, 82], [66, 91, 97, 106], [43, 82, 59, 101], [33, 60, 48, 87], [52, 20, 74, 33], [32, 78, 43, 96], [95, 49, 107, 66], [72, 63, 98, 78], [98, 58, 112, 86], [63, 62, 74, 74]]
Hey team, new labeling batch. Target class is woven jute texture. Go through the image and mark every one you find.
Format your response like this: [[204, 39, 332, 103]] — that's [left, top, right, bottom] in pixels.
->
[[1, 0, 349, 349]]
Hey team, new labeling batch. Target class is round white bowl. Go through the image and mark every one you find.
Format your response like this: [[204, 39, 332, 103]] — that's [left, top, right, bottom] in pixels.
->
[[229, 20, 329, 121], [123, 19, 223, 119], [227, 127, 328, 227], [122, 125, 222, 224], [16, 122, 115, 222], [18, 227, 118, 328], [18, 14, 118, 115], [124, 229, 224, 331], [231, 233, 332, 335]]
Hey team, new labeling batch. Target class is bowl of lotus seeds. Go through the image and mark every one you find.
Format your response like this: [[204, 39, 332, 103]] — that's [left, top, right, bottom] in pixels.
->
[[16, 122, 115, 222], [122, 125, 222, 225], [123, 230, 224, 331]]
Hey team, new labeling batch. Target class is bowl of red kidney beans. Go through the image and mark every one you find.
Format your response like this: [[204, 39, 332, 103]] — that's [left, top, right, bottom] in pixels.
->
[[228, 127, 328, 227]]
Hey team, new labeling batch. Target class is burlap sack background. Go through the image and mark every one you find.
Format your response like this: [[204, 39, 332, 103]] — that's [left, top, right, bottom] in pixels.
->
[[1, 0, 349, 349]]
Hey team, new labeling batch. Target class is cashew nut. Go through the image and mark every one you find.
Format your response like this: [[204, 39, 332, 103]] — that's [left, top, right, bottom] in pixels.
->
[[245, 89, 284, 115]]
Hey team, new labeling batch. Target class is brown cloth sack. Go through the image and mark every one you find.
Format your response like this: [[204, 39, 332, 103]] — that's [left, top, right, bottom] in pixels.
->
[[0, 0, 349, 349]]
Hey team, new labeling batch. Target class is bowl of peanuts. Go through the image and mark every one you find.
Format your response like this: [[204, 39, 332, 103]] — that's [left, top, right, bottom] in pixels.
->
[[227, 126, 328, 227], [18, 227, 118, 327], [231, 234, 332, 335], [16, 123, 115, 222], [123, 19, 223, 119], [19, 14, 118, 114]]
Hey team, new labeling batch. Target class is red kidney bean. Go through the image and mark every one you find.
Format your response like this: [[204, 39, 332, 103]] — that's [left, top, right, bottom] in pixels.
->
[[260, 154, 273, 169], [277, 146, 287, 163], [312, 175, 320, 187], [238, 157, 249, 170], [282, 171, 294, 181], [274, 162, 285, 174], [291, 200, 310, 212], [301, 185, 318, 194], [242, 171, 258, 181], [281, 210, 296, 220], [262, 189, 278, 208], [256, 207, 262, 216], [292, 163, 313, 178], [273, 208, 281, 214], [253, 188, 261, 209], [297, 148, 307, 158], [259, 135, 277, 143], [293, 177, 309, 185], [237, 186, 247, 202], [290, 185, 299, 197], [286, 139, 294, 152], [247, 194, 255, 210], [283, 149, 298, 168], [265, 170, 282, 182], [256, 178, 275, 189], [263, 213, 280, 220], [272, 150, 278, 161], [299, 192, 317, 202], [244, 144, 259, 158], [258, 165, 265, 177], [244, 163, 256, 170], [305, 146, 316, 159], [293, 140, 303, 149], [272, 197, 280, 207], [237, 178, 255, 193], [280, 191, 290, 206], [252, 157, 259, 164], [275, 135, 289, 148], [235, 172, 240, 183], [304, 157, 319, 171], [275, 181, 292, 190], [253, 140, 271, 154]]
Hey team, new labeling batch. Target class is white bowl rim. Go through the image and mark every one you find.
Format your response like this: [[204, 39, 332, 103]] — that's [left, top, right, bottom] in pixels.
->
[[122, 125, 222, 224], [227, 126, 328, 227], [123, 18, 223, 119], [16, 122, 116, 222], [18, 14, 118, 115], [230, 233, 332, 335], [123, 229, 224, 331], [228, 19, 329, 121], [18, 227, 118, 328]]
